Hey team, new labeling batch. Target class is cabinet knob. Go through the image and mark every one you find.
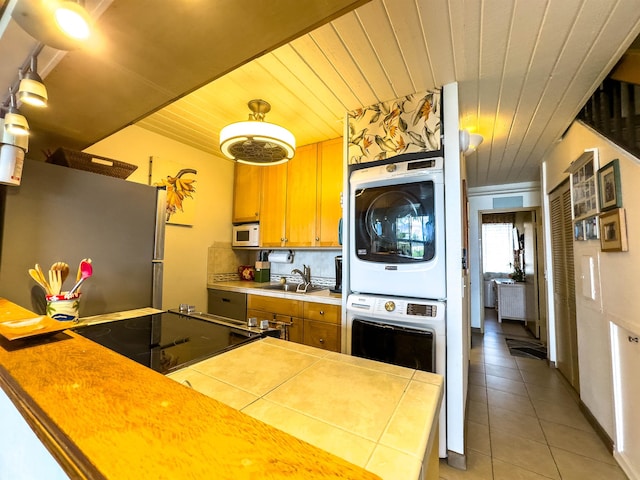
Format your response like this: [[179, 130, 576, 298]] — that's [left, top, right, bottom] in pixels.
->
[[315, 237, 320, 241], [319, 310, 324, 315], [319, 338, 324, 343]]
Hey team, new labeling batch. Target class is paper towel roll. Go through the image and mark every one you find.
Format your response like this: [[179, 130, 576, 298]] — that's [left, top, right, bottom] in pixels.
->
[[268, 251, 294, 263]]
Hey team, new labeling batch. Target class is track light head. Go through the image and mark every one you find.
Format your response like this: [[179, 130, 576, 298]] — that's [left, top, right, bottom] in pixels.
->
[[18, 56, 48, 107]]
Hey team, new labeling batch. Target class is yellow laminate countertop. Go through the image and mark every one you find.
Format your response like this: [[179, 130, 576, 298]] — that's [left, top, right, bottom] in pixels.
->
[[0, 298, 381, 479], [169, 337, 444, 480]]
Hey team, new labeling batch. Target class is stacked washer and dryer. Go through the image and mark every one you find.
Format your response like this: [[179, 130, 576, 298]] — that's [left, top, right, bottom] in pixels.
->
[[345, 155, 447, 457]]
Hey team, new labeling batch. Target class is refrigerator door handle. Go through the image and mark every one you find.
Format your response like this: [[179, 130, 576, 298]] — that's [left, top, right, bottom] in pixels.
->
[[154, 187, 167, 260]]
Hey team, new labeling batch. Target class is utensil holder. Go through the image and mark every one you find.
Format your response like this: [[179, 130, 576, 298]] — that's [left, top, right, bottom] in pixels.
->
[[46, 292, 81, 323]]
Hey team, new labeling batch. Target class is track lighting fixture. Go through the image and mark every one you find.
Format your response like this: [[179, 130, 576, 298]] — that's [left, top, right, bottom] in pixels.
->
[[11, 0, 92, 50], [4, 89, 30, 137], [459, 129, 484, 156], [220, 99, 296, 166], [18, 55, 48, 107]]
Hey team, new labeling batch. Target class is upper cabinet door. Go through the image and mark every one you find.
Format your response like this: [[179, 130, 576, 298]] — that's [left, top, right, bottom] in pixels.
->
[[316, 138, 343, 247], [232, 163, 262, 224], [260, 162, 288, 247], [286, 143, 318, 247]]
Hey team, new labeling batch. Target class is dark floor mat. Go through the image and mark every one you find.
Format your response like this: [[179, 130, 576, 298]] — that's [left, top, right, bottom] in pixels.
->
[[505, 338, 547, 360]]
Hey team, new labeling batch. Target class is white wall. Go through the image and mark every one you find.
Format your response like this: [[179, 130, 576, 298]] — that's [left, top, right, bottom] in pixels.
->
[[467, 183, 541, 330], [85, 125, 234, 312], [542, 120, 640, 452]]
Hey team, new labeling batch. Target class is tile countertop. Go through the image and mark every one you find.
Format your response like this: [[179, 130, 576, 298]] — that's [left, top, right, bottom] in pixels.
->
[[0, 298, 383, 480], [169, 337, 443, 480], [209, 280, 343, 306]]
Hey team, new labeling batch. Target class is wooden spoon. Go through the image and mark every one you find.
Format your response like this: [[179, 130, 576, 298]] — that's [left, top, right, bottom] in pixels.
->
[[28, 268, 50, 294], [35, 264, 52, 295]]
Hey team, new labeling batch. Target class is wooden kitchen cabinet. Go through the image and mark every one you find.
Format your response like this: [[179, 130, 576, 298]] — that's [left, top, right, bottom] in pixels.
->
[[303, 301, 341, 352], [247, 295, 304, 344], [247, 295, 341, 351], [259, 162, 288, 247], [232, 163, 262, 223], [286, 143, 318, 247], [237, 138, 343, 248], [316, 137, 343, 247]]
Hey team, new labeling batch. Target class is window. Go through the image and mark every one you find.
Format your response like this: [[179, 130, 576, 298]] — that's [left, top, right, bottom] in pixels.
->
[[482, 223, 515, 273]]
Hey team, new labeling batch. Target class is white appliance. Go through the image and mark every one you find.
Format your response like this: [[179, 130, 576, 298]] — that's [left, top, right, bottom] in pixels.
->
[[232, 222, 260, 247], [346, 293, 446, 457], [349, 157, 446, 300]]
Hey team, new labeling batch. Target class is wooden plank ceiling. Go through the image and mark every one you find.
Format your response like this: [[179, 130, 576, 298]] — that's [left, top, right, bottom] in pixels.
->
[[136, 0, 640, 188], [3, 0, 640, 188]]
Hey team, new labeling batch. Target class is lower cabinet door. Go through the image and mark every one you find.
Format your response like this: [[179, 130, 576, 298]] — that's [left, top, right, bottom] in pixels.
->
[[303, 319, 340, 352]]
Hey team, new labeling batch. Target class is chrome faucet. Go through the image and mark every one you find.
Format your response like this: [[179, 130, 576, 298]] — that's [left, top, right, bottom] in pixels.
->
[[291, 264, 311, 291]]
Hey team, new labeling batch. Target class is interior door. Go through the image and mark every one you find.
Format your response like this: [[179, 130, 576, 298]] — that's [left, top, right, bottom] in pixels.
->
[[549, 181, 580, 391], [523, 211, 539, 338]]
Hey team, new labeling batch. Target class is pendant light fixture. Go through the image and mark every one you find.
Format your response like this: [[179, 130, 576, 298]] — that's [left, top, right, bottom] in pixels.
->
[[11, 0, 92, 50], [220, 99, 296, 166], [4, 89, 30, 137], [18, 55, 48, 107]]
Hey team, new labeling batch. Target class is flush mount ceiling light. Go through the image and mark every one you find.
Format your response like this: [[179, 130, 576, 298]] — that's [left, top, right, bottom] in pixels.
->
[[4, 90, 30, 137], [18, 55, 48, 107], [12, 0, 92, 50], [459, 129, 484, 156], [220, 99, 296, 166]]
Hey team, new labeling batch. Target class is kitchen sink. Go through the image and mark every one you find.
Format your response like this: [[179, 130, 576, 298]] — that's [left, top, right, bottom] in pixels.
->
[[261, 283, 327, 293]]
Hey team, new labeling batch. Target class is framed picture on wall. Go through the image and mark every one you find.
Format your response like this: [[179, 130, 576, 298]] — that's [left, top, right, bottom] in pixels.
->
[[584, 215, 599, 240], [599, 208, 628, 252], [567, 149, 599, 222], [597, 159, 622, 212]]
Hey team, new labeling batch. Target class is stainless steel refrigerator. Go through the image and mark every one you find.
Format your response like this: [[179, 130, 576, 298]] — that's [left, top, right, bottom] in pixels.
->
[[0, 159, 166, 317]]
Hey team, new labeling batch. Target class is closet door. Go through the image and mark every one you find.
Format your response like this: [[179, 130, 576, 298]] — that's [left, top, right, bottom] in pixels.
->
[[550, 181, 579, 391]]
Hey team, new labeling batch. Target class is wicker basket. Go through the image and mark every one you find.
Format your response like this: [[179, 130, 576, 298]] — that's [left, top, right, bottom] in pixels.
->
[[46, 148, 138, 179]]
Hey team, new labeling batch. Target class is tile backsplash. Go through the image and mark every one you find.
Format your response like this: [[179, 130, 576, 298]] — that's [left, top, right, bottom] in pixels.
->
[[207, 243, 341, 288]]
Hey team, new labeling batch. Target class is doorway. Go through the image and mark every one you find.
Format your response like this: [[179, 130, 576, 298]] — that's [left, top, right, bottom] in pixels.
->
[[480, 209, 546, 342], [549, 180, 580, 391]]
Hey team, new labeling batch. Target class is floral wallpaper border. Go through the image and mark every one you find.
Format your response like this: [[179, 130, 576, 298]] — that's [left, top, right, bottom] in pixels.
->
[[347, 89, 441, 165]]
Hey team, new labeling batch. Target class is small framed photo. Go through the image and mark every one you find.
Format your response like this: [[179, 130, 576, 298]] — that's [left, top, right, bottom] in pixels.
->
[[597, 159, 622, 212], [584, 215, 599, 240], [574, 221, 585, 241], [599, 208, 628, 252]]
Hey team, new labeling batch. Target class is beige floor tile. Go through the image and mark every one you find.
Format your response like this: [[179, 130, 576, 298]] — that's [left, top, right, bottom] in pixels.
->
[[439, 450, 493, 479], [515, 356, 550, 371], [167, 368, 258, 409], [525, 383, 576, 404], [469, 372, 486, 387], [466, 420, 491, 456], [531, 398, 593, 432], [467, 399, 489, 426], [484, 354, 518, 369], [265, 358, 410, 441], [469, 362, 486, 374], [468, 384, 488, 404], [487, 388, 536, 417], [519, 367, 563, 388], [540, 420, 617, 465], [551, 447, 628, 480], [485, 374, 528, 397], [492, 458, 555, 479], [489, 406, 546, 443], [242, 399, 376, 467], [485, 363, 523, 382], [490, 429, 560, 479]]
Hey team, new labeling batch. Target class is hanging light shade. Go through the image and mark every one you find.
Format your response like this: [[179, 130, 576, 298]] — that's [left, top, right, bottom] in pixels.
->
[[18, 56, 48, 107], [220, 99, 295, 166], [12, 0, 92, 50], [4, 91, 29, 137]]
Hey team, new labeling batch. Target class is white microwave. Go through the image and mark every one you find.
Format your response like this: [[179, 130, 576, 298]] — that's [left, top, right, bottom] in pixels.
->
[[232, 223, 260, 247]]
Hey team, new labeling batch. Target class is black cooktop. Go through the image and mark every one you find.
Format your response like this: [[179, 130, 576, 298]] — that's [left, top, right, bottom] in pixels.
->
[[74, 311, 267, 374]]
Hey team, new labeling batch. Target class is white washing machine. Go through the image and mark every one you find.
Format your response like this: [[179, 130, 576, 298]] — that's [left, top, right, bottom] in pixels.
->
[[345, 293, 446, 457]]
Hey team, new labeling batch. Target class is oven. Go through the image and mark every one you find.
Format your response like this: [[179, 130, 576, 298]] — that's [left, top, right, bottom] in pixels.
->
[[349, 156, 446, 300], [346, 293, 446, 457]]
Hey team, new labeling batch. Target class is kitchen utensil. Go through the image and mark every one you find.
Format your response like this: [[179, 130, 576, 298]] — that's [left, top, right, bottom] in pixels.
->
[[34, 264, 52, 295], [68, 260, 93, 295], [74, 258, 92, 293], [48, 269, 62, 295], [52, 261, 70, 286], [28, 268, 51, 294]]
